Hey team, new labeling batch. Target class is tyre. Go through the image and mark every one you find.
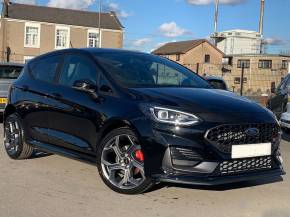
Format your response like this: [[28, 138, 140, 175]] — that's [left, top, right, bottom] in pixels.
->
[[97, 127, 153, 194], [3, 114, 34, 160]]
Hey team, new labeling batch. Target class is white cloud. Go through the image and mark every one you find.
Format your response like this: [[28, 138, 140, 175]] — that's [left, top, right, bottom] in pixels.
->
[[47, 0, 95, 10], [264, 37, 287, 46], [132, 38, 152, 47], [159, 22, 190, 38], [187, 0, 246, 6], [150, 40, 177, 52], [107, 2, 130, 18]]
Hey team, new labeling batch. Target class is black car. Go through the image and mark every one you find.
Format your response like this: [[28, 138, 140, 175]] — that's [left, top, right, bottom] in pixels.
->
[[3, 49, 285, 194], [267, 74, 290, 118]]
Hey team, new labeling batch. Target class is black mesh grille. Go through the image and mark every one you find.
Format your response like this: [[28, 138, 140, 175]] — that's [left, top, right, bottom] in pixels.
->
[[220, 156, 272, 175], [170, 147, 203, 162], [205, 123, 280, 153]]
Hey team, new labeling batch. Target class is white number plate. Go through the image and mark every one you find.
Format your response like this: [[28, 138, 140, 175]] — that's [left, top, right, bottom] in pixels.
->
[[231, 143, 272, 159]]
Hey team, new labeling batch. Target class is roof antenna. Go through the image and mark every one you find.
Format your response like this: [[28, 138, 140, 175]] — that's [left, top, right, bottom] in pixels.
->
[[70, 41, 74, 48]]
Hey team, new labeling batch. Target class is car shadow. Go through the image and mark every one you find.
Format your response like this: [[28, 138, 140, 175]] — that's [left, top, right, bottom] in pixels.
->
[[30, 151, 53, 159], [147, 176, 283, 193]]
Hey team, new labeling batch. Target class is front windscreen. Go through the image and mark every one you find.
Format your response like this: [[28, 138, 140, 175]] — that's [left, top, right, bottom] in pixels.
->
[[94, 52, 210, 89]]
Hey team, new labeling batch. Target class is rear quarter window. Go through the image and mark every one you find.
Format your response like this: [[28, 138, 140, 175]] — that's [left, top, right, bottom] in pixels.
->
[[29, 54, 61, 83]]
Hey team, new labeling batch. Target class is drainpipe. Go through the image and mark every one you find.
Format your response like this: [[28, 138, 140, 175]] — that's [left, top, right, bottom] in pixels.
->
[[2, 0, 9, 17], [1, 0, 10, 62], [6, 46, 11, 62]]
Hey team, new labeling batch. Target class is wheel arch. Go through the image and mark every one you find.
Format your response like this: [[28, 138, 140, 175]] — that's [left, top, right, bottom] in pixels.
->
[[3, 104, 17, 122], [96, 118, 142, 150]]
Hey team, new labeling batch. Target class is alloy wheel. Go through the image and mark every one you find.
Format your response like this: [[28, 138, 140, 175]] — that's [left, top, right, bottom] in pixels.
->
[[100, 134, 146, 190], [4, 120, 21, 156]]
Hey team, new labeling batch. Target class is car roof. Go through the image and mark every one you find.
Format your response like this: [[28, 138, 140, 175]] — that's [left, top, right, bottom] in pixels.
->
[[33, 48, 150, 59], [0, 62, 24, 67]]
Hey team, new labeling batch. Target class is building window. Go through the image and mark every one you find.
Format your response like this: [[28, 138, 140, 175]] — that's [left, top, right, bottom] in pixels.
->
[[237, 60, 250, 68], [234, 77, 241, 84], [258, 60, 272, 69], [24, 23, 40, 48], [176, 54, 180, 61], [87, 30, 100, 48], [204, 54, 210, 63], [282, 60, 289, 69], [55, 26, 70, 49]]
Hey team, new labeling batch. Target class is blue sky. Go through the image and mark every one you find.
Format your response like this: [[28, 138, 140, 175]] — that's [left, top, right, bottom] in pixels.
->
[[2, 0, 290, 53]]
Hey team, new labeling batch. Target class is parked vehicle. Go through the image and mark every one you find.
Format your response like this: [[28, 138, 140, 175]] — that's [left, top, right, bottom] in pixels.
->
[[0, 63, 24, 114], [204, 75, 228, 90], [280, 103, 290, 132], [267, 74, 290, 119], [3, 49, 284, 194]]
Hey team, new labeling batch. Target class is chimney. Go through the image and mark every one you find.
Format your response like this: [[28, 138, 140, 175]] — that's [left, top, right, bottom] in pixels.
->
[[2, 0, 10, 18], [259, 0, 265, 36]]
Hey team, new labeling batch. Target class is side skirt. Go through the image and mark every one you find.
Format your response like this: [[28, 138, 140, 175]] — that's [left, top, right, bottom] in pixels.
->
[[28, 140, 97, 164]]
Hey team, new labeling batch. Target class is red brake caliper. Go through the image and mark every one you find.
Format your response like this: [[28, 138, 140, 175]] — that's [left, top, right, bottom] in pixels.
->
[[134, 150, 144, 175], [134, 150, 144, 162]]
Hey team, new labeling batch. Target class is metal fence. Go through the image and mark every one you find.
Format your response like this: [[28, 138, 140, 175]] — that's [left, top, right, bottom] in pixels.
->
[[184, 62, 288, 98]]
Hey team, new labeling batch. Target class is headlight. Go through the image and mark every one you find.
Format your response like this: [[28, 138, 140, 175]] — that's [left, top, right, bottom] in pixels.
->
[[149, 106, 201, 126]]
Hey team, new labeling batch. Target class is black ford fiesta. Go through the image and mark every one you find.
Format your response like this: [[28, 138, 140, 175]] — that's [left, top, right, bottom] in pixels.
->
[[3, 48, 285, 194]]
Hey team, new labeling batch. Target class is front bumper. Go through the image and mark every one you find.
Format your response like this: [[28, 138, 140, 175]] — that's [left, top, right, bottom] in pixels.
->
[[131, 116, 284, 185], [153, 167, 285, 186], [156, 144, 285, 185]]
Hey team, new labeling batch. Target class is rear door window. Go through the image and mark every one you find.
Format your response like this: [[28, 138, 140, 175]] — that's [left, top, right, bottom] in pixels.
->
[[30, 55, 61, 83], [0, 65, 23, 79]]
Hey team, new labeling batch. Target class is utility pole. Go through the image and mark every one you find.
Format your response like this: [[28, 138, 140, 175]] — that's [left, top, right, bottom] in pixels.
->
[[214, 0, 219, 34], [98, 0, 102, 48], [213, 0, 219, 46], [259, 0, 265, 36], [240, 63, 245, 96], [259, 0, 265, 54]]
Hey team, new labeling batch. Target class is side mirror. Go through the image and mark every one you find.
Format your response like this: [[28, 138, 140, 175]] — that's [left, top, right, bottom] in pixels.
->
[[73, 80, 98, 97]]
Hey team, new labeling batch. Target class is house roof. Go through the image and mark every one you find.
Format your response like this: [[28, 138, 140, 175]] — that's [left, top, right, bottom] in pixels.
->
[[5, 3, 124, 30], [152, 39, 224, 55]]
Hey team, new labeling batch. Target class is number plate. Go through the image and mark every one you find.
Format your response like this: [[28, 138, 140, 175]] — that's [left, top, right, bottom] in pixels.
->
[[231, 143, 272, 159], [0, 98, 7, 104]]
